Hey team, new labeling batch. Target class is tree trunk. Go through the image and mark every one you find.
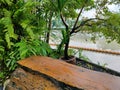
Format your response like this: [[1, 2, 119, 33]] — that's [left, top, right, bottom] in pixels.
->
[[46, 12, 53, 43], [64, 39, 69, 60], [60, 13, 70, 60], [64, 29, 70, 60]]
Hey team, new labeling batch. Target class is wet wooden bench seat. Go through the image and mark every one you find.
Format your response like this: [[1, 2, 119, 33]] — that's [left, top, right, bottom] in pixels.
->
[[18, 56, 120, 90]]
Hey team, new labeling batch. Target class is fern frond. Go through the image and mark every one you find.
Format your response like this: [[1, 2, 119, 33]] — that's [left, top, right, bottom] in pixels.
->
[[1, 9, 18, 48], [0, 38, 4, 60], [1, 0, 12, 6], [0, 46, 4, 52], [5, 32, 11, 48], [4, 0, 13, 6], [15, 39, 29, 59], [20, 20, 35, 39], [26, 26, 35, 39]]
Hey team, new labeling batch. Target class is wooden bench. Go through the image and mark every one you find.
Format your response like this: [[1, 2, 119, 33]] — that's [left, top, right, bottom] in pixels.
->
[[18, 56, 120, 90]]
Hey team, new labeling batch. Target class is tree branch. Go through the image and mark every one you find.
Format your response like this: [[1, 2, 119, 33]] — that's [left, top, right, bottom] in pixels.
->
[[71, 18, 105, 34], [70, 6, 84, 34], [73, 6, 84, 28], [60, 13, 68, 29]]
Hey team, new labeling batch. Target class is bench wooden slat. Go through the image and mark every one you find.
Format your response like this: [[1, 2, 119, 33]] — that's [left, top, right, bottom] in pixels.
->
[[18, 56, 120, 90]]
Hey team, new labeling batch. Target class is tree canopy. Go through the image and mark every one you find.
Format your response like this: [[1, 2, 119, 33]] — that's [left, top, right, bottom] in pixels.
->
[[47, 0, 120, 58]]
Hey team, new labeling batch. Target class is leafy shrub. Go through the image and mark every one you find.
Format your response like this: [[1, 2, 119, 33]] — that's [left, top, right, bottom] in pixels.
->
[[0, 0, 52, 83]]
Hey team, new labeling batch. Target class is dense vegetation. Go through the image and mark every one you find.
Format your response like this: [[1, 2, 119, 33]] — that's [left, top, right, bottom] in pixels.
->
[[0, 0, 52, 83], [0, 0, 120, 84]]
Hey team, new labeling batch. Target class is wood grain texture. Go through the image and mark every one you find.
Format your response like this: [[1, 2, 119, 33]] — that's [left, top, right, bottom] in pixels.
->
[[18, 56, 120, 90]]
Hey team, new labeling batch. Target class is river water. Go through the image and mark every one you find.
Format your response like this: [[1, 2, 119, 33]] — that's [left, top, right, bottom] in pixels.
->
[[50, 31, 120, 72]]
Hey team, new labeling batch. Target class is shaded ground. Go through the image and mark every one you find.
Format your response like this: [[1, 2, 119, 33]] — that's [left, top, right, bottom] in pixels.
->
[[76, 58, 120, 77]]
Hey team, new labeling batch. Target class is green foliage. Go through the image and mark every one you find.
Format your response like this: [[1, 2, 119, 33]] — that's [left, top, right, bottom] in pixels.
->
[[104, 13, 120, 42], [86, 12, 120, 43], [78, 49, 90, 62], [0, 9, 18, 48], [15, 39, 52, 59], [5, 53, 19, 71], [50, 0, 69, 12], [0, 39, 4, 60], [97, 62, 108, 68], [0, 0, 52, 83], [68, 48, 90, 62], [68, 49, 77, 56]]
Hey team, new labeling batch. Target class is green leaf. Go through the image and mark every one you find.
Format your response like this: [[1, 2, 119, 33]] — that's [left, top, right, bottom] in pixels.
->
[[0, 46, 4, 52], [20, 20, 35, 39], [26, 27, 35, 39], [58, 0, 69, 12], [20, 49, 28, 59], [6, 59, 11, 67], [5, 33, 11, 48], [4, 0, 13, 6], [0, 72, 4, 78]]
